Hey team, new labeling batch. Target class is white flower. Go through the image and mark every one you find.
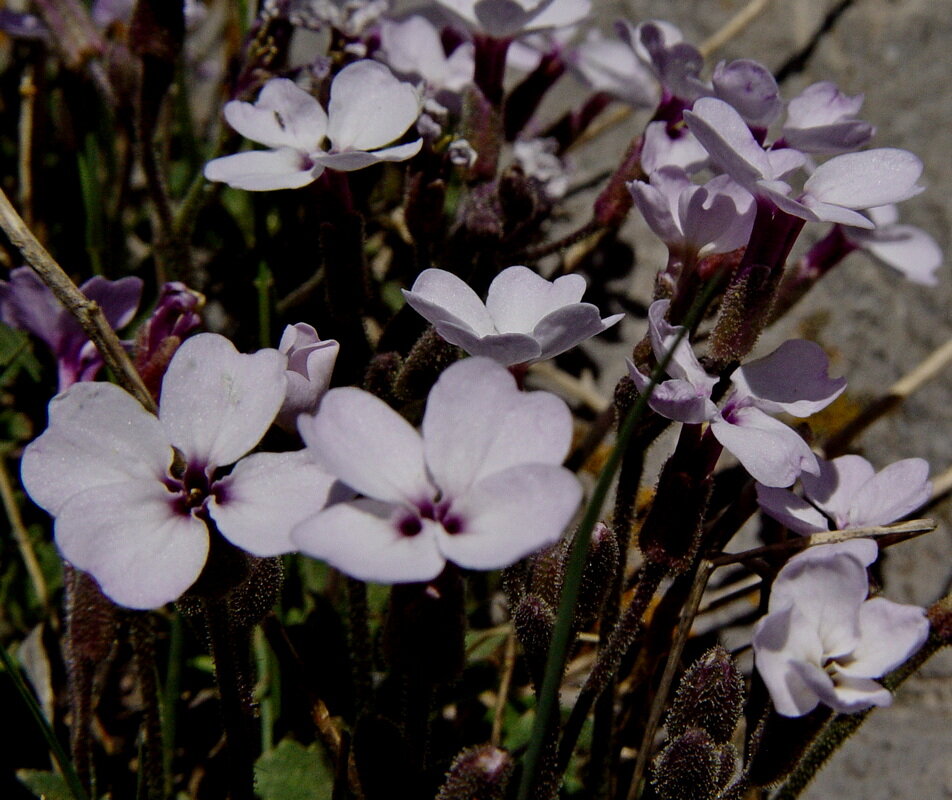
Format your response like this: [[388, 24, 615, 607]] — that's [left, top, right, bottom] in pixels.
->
[[402, 266, 623, 366], [204, 60, 422, 191], [435, 0, 590, 38], [21, 334, 337, 609], [276, 323, 339, 430], [292, 357, 582, 582], [753, 540, 929, 716]]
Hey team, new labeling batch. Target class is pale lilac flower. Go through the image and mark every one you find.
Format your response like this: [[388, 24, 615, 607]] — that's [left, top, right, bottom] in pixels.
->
[[568, 28, 658, 107], [513, 138, 571, 199], [377, 15, 474, 96], [617, 20, 706, 103], [781, 81, 875, 155], [436, 0, 590, 39], [845, 204, 942, 285], [403, 266, 623, 366], [204, 60, 422, 191], [753, 539, 929, 716], [628, 166, 755, 260], [710, 59, 781, 128], [756, 455, 931, 536], [0, 267, 142, 390], [293, 357, 582, 582], [640, 121, 709, 174], [20, 334, 336, 609], [628, 300, 846, 486], [684, 98, 923, 229], [276, 323, 339, 430]]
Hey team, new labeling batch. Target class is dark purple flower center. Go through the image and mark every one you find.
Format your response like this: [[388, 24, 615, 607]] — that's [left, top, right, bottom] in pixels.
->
[[397, 497, 467, 537]]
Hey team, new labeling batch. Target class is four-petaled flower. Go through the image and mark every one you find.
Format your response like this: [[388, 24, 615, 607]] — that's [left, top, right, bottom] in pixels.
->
[[403, 266, 623, 366], [292, 357, 582, 583], [204, 60, 422, 191], [753, 540, 929, 716], [21, 334, 337, 609]]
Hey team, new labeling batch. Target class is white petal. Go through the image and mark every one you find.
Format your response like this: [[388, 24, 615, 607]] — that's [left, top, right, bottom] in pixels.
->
[[752, 607, 824, 717], [403, 268, 496, 337], [437, 464, 581, 570], [21, 382, 171, 515], [326, 61, 421, 152], [805, 148, 924, 210], [847, 458, 931, 528], [312, 140, 422, 171], [298, 387, 431, 504], [203, 149, 321, 191], [159, 334, 287, 468], [292, 499, 446, 583], [54, 481, 208, 610], [532, 304, 623, 360], [843, 597, 929, 677], [223, 78, 328, 151], [793, 660, 890, 714], [683, 97, 772, 186], [208, 451, 341, 557], [422, 358, 573, 499], [800, 454, 875, 527], [850, 224, 942, 285], [755, 484, 829, 535], [485, 266, 586, 334]]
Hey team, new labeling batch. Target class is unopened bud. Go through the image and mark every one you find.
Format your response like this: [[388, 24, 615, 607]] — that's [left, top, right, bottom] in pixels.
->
[[667, 646, 745, 744], [363, 351, 403, 404], [513, 594, 555, 690], [393, 328, 460, 406], [436, 745, 513, 800], [575, 523, 620, 632], [651, 728, 722, 800], [708, 262, 779, 369]]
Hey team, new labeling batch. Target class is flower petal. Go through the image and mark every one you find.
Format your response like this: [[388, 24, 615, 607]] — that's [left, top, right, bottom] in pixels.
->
[[437, 464, 581, 570], [531, 303, 623, 360], [755, 484, 830, 535], [804, 148, 924, 210], [846, 457, 931, 528], [485, 266, 587, 334], [628, 363, 718, 424], [403, 268, 496, 337], [843, 597, 929, 677], [793, 661, 890, 714], [422, 358, 573, 499], [326, 60, 421, 152], [81, 275, 143, 332], [292, 499, 446, 583], [312, 140, 422, 171], [800, 454, 876, 528], [159, 334, 287, 468], [683, 97, 773, 186], [752, 606, 825, 717], [203, 149, 321, 191], [298, 387, 430, 504], [21, 382, 171, 515], [223, 78, 327, 151], [54, 481, 208, 610], [208, 451, 341, 557]]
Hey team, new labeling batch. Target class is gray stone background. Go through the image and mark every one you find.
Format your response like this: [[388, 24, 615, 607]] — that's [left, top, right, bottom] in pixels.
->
[[570, 1, 952, 797]]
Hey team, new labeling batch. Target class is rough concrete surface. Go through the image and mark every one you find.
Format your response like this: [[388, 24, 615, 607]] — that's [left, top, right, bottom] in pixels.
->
[[569, 1, 952, 797]]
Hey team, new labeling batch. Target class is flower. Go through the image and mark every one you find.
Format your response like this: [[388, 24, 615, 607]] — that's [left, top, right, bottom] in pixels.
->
[[20, 334, 336, 609], [203, 60, 422, 191], [435, 0, 591, 39], [780, 81, 875, 155], [377, 15, 475, 96], [844, 204, 943, 285], [756, 454, 931, 535], [568, 28, 658, 108], [753, 539, 929, 716], [628, 300, 846, 486], [276, 323, 339, 430], [292, 357, 582, 583], [402, 266, 623, 366], [0, 267, 142, 390]]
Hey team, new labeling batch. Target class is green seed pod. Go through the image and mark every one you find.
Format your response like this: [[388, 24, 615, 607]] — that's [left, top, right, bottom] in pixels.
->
[[436, 745, 513, 800], [667, 646, 745, 745]]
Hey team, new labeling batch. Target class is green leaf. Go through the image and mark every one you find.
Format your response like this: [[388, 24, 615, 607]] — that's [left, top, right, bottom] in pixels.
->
[[16, 769, 73, 800], [254, 737, 334, 800]]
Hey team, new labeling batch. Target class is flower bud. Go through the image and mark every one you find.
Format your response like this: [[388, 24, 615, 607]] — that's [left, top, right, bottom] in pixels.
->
[[667, 646, 745, 744], [651, 728, 723, 800], [574, 523, 620, 632], [393, 327, 460, 406], [276, 323, 339, 431], [707, 261, 779, 369], [436, 745, 513, 800], [513, 594, 555, 691]]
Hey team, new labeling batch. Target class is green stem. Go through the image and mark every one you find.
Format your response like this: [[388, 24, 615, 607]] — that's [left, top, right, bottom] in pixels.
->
[[0, 638, 90, 800]]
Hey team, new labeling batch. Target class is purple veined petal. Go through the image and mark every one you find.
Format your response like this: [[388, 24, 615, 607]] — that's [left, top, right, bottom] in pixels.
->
[[733, 339, 846, 417], [433, 322, 542, 365], [755, 483, 829, 535], [79, 275, 143, 332], [752, 606, 825, 717], [0, 266, 70, 350], [842, 597, 929, 678], [298, 387, 431, 504], [159, 334, 287, 469], [683, 97, 773, 187], [422, 358, 573, 498], [292, 499, 447, 583], [312, 139, 423, 171], [791, 660, 890, 715], [437, 463, 581, 569], [326, 60, 422, 152], [710, 407, 818, 487], [845, 457, 932, 528], [223, 78, 328, 151], [800, 454, 875, 527], [711, 59, 781, 127], [403, 268, 496, 337], [203, 149, 323, 191], [208, 451, 341, 557], [485, 266, 586, 334], [804, 148, 924, 210], [54, 481, 209, 610], [532, 303, 623, 360], [847, 221, 943, 285], [21, 382, 171, 516]]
